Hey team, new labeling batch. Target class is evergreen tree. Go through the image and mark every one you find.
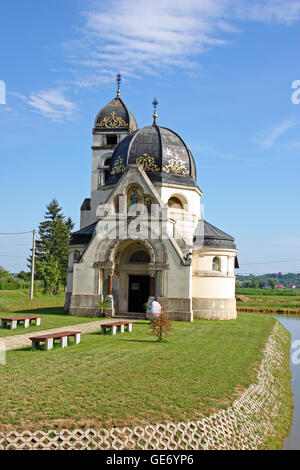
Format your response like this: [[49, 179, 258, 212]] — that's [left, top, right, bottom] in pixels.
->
[[29, 199, 74, 294]]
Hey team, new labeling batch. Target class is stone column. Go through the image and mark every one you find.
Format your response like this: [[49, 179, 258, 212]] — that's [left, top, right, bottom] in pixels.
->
[[149, 275, 156, 297], [108, 273, 113, 296], [106, 269, 115, 317]]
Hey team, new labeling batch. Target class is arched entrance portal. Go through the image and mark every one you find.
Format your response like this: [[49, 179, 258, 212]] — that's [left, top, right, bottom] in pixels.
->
[[114, 241, 155, 314]]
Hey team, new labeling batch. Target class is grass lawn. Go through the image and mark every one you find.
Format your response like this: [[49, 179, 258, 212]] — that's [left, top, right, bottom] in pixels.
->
[[236, 288, 300, 313], [0, 313, 278, 432], [0, 289, 97, 337]]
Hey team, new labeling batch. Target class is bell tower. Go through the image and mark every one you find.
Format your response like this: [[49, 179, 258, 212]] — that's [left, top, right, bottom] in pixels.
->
[[80, 74, 138, 228]]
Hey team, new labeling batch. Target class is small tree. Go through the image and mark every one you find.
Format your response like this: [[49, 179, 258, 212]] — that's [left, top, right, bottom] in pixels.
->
[[149, 306, 173, 342]]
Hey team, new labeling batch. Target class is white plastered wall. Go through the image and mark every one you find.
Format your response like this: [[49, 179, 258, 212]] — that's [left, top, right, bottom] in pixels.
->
[[192, 248, 237, 299]]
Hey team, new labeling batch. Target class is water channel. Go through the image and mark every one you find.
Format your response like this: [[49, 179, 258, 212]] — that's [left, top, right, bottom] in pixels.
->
[[275, 315, 300, 450]]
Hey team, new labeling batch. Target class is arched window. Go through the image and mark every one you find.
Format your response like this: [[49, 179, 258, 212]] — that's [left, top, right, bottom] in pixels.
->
[[168, 196, 183, 209], [104, 157, 111, 184], [212, 257, 221, 271], [129, 251, 150, 263]]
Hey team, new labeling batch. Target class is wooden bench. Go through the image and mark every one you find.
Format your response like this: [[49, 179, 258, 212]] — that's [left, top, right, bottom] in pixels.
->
[[1, 315, 41, 330], [100, 321, 132, 335], [29, 331, 81, 350]]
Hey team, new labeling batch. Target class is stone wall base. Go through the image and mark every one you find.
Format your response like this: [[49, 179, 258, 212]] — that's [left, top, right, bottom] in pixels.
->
[[66, 294, 236, 321], [158, 297, 193, 322], [67, 294, 103, 317], [192, 297, 237, 320]]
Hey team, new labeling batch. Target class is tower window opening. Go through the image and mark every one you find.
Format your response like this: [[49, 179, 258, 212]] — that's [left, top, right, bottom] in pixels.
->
[[104, 157, 111, 185], [106, 134, 117, 145]]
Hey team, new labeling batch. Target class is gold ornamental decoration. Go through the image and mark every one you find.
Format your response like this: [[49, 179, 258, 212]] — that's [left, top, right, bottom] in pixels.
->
[[163, 156, 189, 175], [136, 154, 160, 172], [111, 156, 126, 175], [129, 121, 138, 133], [96, 111, 128, 128], [110, 99, 121, 107]]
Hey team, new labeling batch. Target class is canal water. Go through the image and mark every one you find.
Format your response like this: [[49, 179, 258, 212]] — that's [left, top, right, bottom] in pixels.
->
[[275, 315, 300, 450]]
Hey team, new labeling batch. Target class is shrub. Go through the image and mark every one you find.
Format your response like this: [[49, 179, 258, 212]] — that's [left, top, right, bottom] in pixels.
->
[[149, 306, 173, 342]]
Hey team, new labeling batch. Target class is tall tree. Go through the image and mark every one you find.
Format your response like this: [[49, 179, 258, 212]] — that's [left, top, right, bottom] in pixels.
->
[[30, 199, 74, 294]]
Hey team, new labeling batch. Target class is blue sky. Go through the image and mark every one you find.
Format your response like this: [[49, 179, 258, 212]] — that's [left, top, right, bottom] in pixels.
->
[[0, 0, 299, 275]]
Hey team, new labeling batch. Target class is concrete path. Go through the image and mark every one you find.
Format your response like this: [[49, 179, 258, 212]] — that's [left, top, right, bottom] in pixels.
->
[[1, 318, 131, 351]]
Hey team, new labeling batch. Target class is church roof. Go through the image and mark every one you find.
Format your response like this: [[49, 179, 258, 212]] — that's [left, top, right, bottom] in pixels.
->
[[69, 222, 97, 245], [70, 220, 236, 250], [94, 96, 138, 132], [194, 220, 236, 249], [106, 124, 197, 187]]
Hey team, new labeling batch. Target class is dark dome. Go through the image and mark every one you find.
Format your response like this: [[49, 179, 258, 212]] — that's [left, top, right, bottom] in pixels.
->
[[106, 125, 197, 186], [94, 96, 138, 132]]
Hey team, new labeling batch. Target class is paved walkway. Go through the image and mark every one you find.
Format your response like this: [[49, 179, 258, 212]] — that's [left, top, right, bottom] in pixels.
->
[[1, 318, 131, 351]]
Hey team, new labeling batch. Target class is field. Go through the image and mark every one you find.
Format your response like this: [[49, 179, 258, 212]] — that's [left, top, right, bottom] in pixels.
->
[[236, 288, 300, 313]]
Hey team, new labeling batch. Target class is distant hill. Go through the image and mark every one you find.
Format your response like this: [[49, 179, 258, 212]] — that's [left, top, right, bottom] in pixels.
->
[[236, 272, 300, 288]]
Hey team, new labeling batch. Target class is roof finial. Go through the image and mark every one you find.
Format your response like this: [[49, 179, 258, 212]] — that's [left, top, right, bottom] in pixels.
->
[[116, 73, 121, 97], [152, 97, 158, 126]]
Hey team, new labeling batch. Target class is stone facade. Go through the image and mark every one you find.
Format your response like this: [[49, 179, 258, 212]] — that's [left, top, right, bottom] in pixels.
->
[[65, 88, 238, 321]]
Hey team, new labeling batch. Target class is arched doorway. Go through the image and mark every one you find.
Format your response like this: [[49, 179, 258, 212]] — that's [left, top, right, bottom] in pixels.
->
[[114, 241, 153, 313], [127, 250, 151, 312]]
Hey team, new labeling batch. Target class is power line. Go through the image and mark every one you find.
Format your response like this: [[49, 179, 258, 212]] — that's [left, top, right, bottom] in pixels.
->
[[239, 259, 300, 266], [0, 254, 29, 258], [0, 231, 34, 235]]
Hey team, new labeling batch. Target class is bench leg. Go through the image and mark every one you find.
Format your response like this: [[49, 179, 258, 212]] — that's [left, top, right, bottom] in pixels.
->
[[45, 338, 53, 350], [35, 318, 41, 326], [11, 320, 17, 330], [75, 333, 81, 344], [111, 326, 117, 335], [1, 319, 5, 329], [60, 336, 68, 348], [127, 323, 132, 332], [24, 319, 30, 328], [32, 340, 39, 350], [120, 324, 125, 333]]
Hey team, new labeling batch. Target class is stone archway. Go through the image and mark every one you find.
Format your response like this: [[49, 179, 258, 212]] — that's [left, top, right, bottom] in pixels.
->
[[94, 236, 168, 315]]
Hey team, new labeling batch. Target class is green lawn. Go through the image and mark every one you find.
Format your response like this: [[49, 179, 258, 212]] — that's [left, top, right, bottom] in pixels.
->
[[0, 289, 97, 337], [0, 313, 278, 432]]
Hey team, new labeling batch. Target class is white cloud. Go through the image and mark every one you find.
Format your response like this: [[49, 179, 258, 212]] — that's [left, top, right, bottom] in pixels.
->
[[63, 0, 300, 86], [26, 88, 77, 121], [255, 119, 297, 148]]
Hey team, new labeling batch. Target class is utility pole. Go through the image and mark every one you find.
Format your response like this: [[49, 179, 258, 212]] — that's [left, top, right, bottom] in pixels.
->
[[30, 229, 36, 300]]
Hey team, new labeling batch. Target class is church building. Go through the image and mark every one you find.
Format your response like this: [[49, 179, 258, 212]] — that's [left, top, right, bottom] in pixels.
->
[[65, 77, 238, 321]]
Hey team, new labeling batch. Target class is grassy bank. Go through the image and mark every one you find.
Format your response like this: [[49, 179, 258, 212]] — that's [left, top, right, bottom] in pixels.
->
[[0, 289, 96, 336], [263, 323, 292, 450], [0, 313, 278, 432], [0, 289, 66, 313], [236, 287, 300, 314]]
